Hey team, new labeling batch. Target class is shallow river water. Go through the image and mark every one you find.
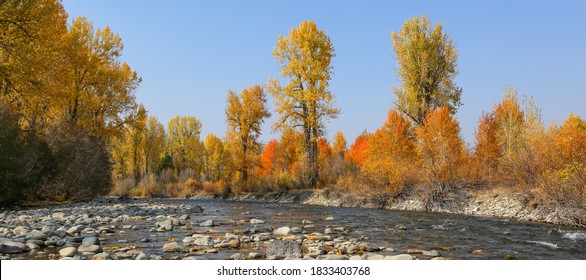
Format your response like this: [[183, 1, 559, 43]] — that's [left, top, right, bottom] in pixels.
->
[[2, 198, 585, 260]]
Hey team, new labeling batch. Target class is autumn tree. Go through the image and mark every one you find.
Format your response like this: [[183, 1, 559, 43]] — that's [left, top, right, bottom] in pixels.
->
[[416, 106, 464, 190], [66, 16, 142, 141], [332, 131, 347, 157], [540, 114, 586, 209], [269, 20, 340, 187], [168, 116, 203, 175], [0, 0, 69, 131], [474, 112, 499, 179], [143, 116, 165, 175], [392, 15, 461, 125], [345, 132, 371, 167], [225, 84, 271, 189], [362, 109, 416, 193], [203, 134, 229, 183], [260, 139, 279, 177]]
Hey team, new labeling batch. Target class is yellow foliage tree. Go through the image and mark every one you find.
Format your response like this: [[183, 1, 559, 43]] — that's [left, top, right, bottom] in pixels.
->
[[66, 16, 142, 141], [332, 131, 347, 157], [0, 0, 69, 131], [225, 84, 270, 189], [168, 116, 203, 175], [392, 15, 461, 125], [268, 20, 340, 187], [203, 134, 230, 183], [143, 116, 166, 175]]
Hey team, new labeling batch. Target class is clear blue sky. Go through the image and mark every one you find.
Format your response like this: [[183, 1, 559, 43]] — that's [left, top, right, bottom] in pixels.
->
[[62, 0, 586, 147]]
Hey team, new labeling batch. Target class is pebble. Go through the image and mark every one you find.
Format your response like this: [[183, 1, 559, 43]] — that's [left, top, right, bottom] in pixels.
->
[[248, 252, 261, 259], [384, 254, 415, 260], [273, 227, 292, 236], [230, 253, 247, 260], [200, 220, 218, 227], [250, 219, 265, 224], [93, 253, 111, 260], [82, 237, 100, 245], [423, 250, 441, 257], [162, 242, 183, 252], [59, 247, 77, 257], [78, 245, 102, 254]]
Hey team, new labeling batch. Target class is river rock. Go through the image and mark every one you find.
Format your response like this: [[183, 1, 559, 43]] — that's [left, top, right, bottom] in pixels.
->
[[192, 205, 204, 213], [13, 226, 28, 235], [26, 230, 47, 240], [423, 250, 441, 257], [0, 241, 29, 254], [230, 253, 247, 260], [52, 212, 65, 219], [324, 228, 334, 234], [273, 227, 292, 236], [366, 253, 384, 260], [302, 219, 313, 224], [384, 254, 415, 260], [78, 245, 102, 254], [349, 255, 363, 260], [136, 253, 148, 260], [155, 220, 173, 231], [200, 220, 218, 227], [93, 253, 111, 260], [82, 237, 100, 245], [193, 236, 214, 246], [291, 227, 302, 234], [324, 216, 335, 221], [266, 240, 302, 258], [250, 219, 265, 224], [248, 252, 261, 259], [322, 255, 349, 260], [228, 239, 240, 248], [26, 242, 40, 250], [59, 247, 77, 257], [66, 225, 83, 235], [163, 242, 183, 252]]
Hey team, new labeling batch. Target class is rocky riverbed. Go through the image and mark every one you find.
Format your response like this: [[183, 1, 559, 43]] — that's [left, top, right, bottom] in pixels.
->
[[1, 198, 585, 260]]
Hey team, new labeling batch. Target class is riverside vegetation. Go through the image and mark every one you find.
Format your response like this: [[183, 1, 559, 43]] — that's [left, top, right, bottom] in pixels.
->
[[1, 0, 585, 245]]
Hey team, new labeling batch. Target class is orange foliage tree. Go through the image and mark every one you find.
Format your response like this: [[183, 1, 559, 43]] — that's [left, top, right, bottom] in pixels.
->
[[345, 132, 371, 167], [416, 106, 464, 189], [362, 109, 416, 193], [260, 139, 278, 177], [474, 112, 499, 180], [540, 114, 586, 210]]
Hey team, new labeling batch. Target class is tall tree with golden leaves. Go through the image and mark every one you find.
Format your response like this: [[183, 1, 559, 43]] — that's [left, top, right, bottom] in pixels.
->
[[143, 116, 166, 175], [225, 84, 270, 189], [332, 131, 347, 157], [168, 116, 203, 174], [66, 16, 142, 141], [0, 0, 69, 131], [392, 15, 461, 125], [268, 20, 340, 187]]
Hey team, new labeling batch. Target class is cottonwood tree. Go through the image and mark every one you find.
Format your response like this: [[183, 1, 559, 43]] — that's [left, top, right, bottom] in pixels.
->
[[392, 15, 461, 125], [269, 20, 339, 187], [225, 84, 270, 189], [142, 116, 166, 175], [168, 116, 203, 175]]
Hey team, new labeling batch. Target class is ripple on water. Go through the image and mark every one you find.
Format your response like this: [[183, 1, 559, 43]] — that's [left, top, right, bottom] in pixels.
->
[[526, 240, 560, 249], [562, 232, 586, 242]]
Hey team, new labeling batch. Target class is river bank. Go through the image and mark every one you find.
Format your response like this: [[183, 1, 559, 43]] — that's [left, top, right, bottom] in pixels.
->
[[189, 187, 585, 228]]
